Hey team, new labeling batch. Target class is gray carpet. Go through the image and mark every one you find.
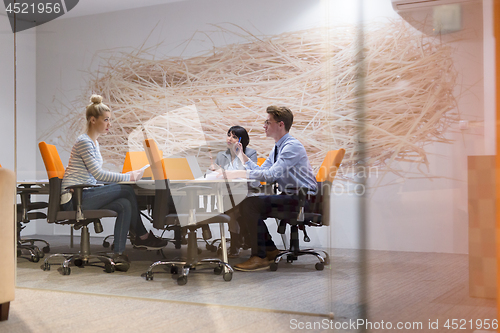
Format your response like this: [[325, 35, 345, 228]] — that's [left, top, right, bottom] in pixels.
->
[[17, 235, 333, 316], [15, 234, 497, 331], [3, 288, 330, 333]]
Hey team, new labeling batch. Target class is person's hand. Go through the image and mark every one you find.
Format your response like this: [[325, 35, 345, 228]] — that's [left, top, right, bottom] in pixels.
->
[[127, 169, 145, 181], [233, 142, 242, 154], [233, 142, 242, 155], [234, 142, 248, 163], [208, 163, 221, 172]]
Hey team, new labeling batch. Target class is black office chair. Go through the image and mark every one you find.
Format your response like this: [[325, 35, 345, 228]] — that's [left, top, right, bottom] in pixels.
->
[[270, 149, 345, 271], [16, 186, 49, 262], [39, 142, 120, 275], [142, 138, 233, 285], [0, 163, 49, 262]]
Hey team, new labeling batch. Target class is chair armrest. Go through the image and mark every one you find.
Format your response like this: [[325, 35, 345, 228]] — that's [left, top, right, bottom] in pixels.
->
[[296, 187, 309, 222], [65, 184, 100, 221], [17, 188, 39, 195]]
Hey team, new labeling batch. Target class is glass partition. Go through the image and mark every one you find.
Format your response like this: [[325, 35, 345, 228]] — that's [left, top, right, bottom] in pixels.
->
[[10, 0, 497, 328]]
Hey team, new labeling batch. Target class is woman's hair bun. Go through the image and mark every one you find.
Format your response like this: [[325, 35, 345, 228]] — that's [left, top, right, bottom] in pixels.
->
[[90, 94, 103, 104]]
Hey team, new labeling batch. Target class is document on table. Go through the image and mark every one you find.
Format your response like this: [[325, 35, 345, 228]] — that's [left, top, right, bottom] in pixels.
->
[[195, 170, 247, 181], [196, 170, 219, 180]]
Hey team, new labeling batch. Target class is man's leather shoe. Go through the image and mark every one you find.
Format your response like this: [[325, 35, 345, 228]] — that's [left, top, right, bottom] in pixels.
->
[[266, 249, 281, 261], [234, 256, 270, 271]]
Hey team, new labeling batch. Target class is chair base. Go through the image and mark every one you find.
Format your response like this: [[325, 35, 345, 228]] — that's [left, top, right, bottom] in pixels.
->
[[17, 240, 47, 263], [41, 252, 117, 275], [19, 238, 50, 252], [17, 225, 51, 262], [144, 258, 233, 285], [0, 302, 10, 321], [144, 226, 233, 285], [270, 249, 330, 271]]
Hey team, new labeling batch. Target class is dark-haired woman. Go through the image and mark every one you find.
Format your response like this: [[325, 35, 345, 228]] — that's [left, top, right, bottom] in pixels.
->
[[211, 125, 257, 170]]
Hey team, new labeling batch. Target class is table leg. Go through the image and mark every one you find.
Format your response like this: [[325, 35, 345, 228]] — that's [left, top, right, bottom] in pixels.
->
[[70, 225, 74, 248], [217, 185, 228, 271]]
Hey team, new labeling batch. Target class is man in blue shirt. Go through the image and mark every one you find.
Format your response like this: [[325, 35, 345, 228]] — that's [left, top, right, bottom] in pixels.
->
[[221, 106, 317, 271]]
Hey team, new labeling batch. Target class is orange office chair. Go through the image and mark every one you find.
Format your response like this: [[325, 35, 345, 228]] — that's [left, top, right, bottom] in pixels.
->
[[270, 148, 346, 271], [143, 138, 233, 285], [38, 141, 120, 275], [0, 164, 50, 262], [257, 157, 266, 166], [121, 150, 159, 179]]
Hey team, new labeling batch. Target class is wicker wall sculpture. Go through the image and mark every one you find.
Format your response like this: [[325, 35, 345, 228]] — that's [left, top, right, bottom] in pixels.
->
[[44, 20, 458, 179]]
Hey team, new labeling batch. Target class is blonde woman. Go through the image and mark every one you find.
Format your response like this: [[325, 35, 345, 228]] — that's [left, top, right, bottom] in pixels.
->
[[60, 95, 167, 271]]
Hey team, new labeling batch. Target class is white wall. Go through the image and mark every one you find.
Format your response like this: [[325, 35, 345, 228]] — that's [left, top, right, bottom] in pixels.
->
[[0, 14, 38, 234], [0, 14, 15, 170], [16, 27, 38, 235], [16, 28, 37, 182], [34, 0, 489, 253], [0, 18, 38, 176]]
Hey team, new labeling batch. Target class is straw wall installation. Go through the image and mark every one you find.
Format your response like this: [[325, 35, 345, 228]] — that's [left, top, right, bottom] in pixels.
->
[[43, 20, 458, 180]]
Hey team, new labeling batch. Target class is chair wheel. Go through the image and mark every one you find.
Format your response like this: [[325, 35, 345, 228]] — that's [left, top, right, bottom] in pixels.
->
[[286, 258, 293, 263], [31, 253, 40, 263], [223, 272, 232, 282], [42, 246, 50, 253], [170, 266, 179, 275], [74, 258, 84, 267], [315, 262, 324, 271], [102, 241, 110, 248], [36, 249, 45, 259], [62, 267, 71, 275], [206, 244, 214, 251], [177, 276, 188, 285], [145, 272, 154, 281], [42, 262, 50, 271], [104, 263, 115, 273], [214, 266, 223, 275], [324, 257, 330, 265], [270, 262, 278, 271], [197, 248, 202, 255]]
